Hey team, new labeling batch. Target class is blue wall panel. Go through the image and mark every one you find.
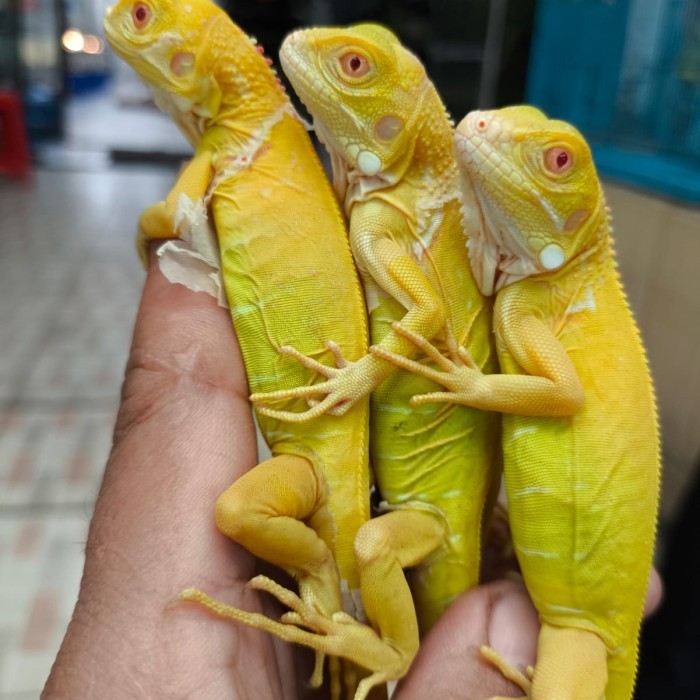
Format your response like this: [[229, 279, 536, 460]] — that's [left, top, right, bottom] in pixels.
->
[[526, 0, 700, 203]]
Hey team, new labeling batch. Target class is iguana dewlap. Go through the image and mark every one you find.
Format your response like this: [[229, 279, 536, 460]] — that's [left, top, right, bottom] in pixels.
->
[[381, 105, 660, 700], [256, 23, 501, 635], [104, 2, 419, 698]]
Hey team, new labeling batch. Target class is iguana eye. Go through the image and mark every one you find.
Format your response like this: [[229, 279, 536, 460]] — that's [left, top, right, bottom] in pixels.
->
[[132, 2, 151, 29], [544, 146, 574, 174], [339, 53, 370, 78]]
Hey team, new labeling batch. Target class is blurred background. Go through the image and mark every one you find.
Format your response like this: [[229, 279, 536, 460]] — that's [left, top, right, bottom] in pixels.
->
[[0, 0, 699, 697]]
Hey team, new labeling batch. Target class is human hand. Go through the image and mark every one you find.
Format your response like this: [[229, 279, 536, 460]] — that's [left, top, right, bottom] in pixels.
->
[[42, 255, 315, 699]]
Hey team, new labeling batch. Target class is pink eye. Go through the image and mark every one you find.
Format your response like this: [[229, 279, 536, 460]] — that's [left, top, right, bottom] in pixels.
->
[[340, 53, 370, 78], [544, 146, 573, 174], [132, 3, 151, 29]]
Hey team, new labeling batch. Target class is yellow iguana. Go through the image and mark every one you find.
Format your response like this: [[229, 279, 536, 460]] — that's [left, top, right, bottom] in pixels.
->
[[104, 2, 420, 697], [253, 24, 501, 636], [375, 106, 660, 700]]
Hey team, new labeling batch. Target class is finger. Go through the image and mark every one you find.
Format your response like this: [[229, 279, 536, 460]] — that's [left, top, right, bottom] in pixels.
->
[[325, 340, 349, 369], [644, 567, 663, 616], [457, 345, 478, 369], [45, 251, 289, 697], [327, 400, 353, 416], [107, 250, 257, 570], [394, 580, 538, 699]]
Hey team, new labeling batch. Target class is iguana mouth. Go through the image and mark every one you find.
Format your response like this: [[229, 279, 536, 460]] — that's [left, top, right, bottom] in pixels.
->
[[280, 34, 336, 115], [280, 33, 361, 201]]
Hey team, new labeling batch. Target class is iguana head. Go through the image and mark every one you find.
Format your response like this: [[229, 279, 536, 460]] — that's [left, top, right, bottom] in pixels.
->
[[104, 0, 227, 122], [279, 24, 429, 182], [104, 0, 285, 144], [455, 106, 605, 295]]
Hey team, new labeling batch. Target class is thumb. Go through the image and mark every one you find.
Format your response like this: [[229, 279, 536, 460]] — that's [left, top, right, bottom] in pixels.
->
[[395, 579, 538, 699]]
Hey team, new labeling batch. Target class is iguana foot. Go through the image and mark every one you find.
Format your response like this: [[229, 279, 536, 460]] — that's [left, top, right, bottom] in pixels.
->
[[182, 575, 408, 700], [369, 322, 484, 406], [309, 654, 360, 700], [250, 342, 373, 423], [480, 645, 533, 697], [182, 583, 339, 693]]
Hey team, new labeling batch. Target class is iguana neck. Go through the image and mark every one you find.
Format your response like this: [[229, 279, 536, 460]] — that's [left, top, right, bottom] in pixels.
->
[[212, 36, 288, 128], [342, 81, 457, 196], [179, 17, 289, 151], [534, 200, 613, 284], [409, 83, 457, 184], [371, 80, 456, 186]]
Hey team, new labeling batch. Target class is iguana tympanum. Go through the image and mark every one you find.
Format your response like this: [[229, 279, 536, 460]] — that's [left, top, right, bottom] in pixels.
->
[[254, 24, 501, 635], [104, 2, 420, 697], [377, 106, 660, 700]]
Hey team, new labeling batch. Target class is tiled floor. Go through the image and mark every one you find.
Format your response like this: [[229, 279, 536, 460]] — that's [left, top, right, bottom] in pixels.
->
[[0, 88, 182, 698]]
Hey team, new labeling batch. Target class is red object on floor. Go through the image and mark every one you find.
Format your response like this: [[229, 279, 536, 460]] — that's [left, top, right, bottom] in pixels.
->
[[0, 90, 31, 183]]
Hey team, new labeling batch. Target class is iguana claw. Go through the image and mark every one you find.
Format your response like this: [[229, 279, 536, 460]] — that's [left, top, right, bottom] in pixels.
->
[[369, 322, 485, 406], [480, 645, 533, 698]]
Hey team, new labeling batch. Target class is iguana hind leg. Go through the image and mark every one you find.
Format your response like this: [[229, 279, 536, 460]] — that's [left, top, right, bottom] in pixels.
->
[[530, 623, 607, 700], [202, 453, 344, 692], [482, 622, 608, 700], [185, 471, 446, 699], [214, 454, 343, 617], [354, 509, 447, 647]]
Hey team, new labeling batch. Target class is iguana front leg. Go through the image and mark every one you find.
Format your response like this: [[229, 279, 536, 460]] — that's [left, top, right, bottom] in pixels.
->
[[137, 148, 214, 265], [251, 203, 447, 422], [371, 300, 584, 417]]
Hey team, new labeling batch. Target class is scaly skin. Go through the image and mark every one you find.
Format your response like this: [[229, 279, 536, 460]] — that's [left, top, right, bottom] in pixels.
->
[[255, 24, 500, 634], [104, 3, 416, 697], [383, 106, 660, 700]]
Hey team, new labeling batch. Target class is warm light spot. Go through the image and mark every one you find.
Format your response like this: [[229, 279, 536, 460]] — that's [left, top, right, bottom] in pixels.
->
[[82, 35, 104, 54], [61, 29, 84, 53]]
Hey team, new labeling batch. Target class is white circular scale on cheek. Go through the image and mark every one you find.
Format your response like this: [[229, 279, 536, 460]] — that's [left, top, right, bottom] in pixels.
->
[[539, 243, 566, 270], [357, 150, 382, 176]]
